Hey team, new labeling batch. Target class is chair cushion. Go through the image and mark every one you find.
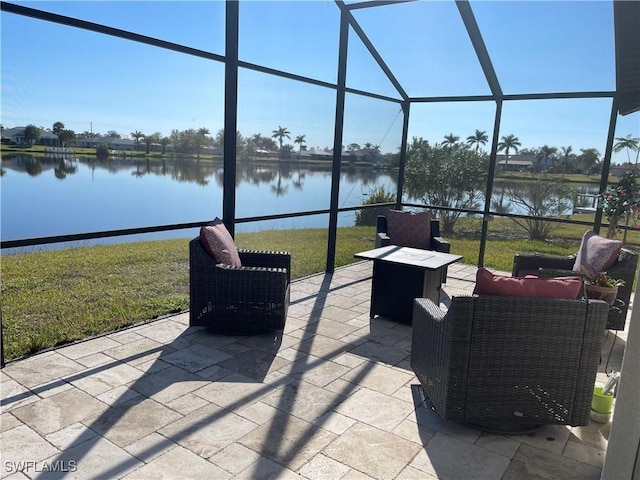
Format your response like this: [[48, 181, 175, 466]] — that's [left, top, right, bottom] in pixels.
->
[[199, 218, 242, 267], [572, 230, 622, 275], [386, 209, 431, 250], [473, 268, 583, 299]]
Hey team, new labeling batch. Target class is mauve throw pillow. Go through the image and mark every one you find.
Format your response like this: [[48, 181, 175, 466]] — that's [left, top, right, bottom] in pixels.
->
[[473, 268, 583, 299], [386, 210, 431, 250], [572, 230, 622, 275], [199, 218, 242, 267]]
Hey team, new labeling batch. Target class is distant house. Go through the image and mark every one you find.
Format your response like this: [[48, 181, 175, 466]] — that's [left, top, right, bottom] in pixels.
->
[[609, 163, 638, 177], [2, 126, 59, 146], [254, 148, 279, 159], [497, 154, 548, 172], [304, 147, 334, 160], [350, 147, 386, 166], [75, 136, 138, 151]]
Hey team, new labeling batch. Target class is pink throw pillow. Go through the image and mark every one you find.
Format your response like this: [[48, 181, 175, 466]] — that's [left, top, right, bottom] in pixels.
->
[[199, 217, 242, 267], [572, 230, 622, 275], [386, 209, 431, 250], [473, 268, 582, 299]]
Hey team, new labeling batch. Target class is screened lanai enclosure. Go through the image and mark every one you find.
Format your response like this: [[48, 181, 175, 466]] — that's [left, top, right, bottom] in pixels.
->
[[1, 0, 639, 362]]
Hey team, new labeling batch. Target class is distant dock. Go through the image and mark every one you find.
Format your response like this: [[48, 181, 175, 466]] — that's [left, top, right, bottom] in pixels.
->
[[573, 193, 598, 214]]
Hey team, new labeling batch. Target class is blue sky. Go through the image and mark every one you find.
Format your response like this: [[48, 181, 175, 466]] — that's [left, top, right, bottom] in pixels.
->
[[1, 1, 638, 162]]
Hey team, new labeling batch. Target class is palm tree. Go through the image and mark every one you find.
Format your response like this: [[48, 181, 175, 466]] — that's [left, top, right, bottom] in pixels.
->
[[160, 136, 170, 155], [196, 127, 210, 159], [130, 130, 144, 145], [536, 145, 557, 171], [578, 148, 600, 176], [143, 133, 160, 154], [442, 133, 460, 150], [613, 134, 640, 170], [466, 130, 488, 152], [271, 126, 290, 152], [294, 134, 306, 153], [497, 134, 521, 170], [558, 146, 574, 179]]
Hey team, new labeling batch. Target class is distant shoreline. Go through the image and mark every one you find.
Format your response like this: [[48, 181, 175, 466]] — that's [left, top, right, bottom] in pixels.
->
[[0, 144, 383, 168]]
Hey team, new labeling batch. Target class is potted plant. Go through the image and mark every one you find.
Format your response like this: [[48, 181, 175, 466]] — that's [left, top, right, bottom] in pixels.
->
[[581, 266, 625, 306]]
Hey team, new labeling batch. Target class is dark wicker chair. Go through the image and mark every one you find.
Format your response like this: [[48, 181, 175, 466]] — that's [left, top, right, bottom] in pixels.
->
[[189, 238, 290, 334], [410, 295, 608, 432], [512, 248, 638, 330], [376, 214, 451, 281], [375, 215, 450, 253]]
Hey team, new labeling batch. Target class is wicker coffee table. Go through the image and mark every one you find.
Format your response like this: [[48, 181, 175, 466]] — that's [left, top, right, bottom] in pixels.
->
[[355, 245, 462, 322]]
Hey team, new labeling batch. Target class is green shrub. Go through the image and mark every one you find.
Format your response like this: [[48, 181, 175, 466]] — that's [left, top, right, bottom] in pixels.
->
[[354, 185, 395, 226]]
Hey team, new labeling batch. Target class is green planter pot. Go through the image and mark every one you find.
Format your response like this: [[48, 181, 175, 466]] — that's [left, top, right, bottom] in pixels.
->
[[591, 386, 614, 414]]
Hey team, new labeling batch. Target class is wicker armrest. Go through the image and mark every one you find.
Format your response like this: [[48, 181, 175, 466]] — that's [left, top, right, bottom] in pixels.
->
[[432, 236, 450, 253], [411, 298, 450, 367], [239, 249, 290, 270], [375, 232, 391, 248], [215, 264, 289, 291], [537, 268, 583, 279], [411, 297, 470, 422]]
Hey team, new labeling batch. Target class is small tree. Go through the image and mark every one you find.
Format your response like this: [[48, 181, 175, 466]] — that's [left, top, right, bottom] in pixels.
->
[[279, 144, 294, 161], [96, 143, 110, 159], [504, 174, 575, 240], [57, 129, 76, 147], [52, 121, 65, 135], [404, 137, 488, 234], [24, 124, 41, 145]]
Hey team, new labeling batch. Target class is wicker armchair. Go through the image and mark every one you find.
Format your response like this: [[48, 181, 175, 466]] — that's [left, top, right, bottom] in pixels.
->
[[189, 238, 290, 334], [410, 295, 608, 432], [376, 213, 451, 282], [512, 248, 638, 330], [375, 215, 450, 253]]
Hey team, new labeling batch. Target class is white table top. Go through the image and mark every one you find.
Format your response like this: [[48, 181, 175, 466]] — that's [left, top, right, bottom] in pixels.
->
[[354, 245, 462, 270]]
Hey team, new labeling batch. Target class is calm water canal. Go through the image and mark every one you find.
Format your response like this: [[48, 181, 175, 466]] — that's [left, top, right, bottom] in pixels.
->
[[1, 154, 599, 252], [1, 154, 399, 249]]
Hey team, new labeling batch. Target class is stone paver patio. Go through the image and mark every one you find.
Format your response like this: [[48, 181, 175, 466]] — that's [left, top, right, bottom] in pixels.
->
[[1, 261, 626, 479]]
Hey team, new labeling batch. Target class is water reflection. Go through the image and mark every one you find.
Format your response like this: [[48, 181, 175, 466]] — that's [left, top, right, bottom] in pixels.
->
[[1, 152, 399, 242], [2, 153, 397, 191]]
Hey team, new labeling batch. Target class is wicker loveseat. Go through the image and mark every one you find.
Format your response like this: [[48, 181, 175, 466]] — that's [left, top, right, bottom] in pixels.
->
[[512, 248, 638, 330], [189, 238, 290, 334], [410, 295, 608, 432]]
